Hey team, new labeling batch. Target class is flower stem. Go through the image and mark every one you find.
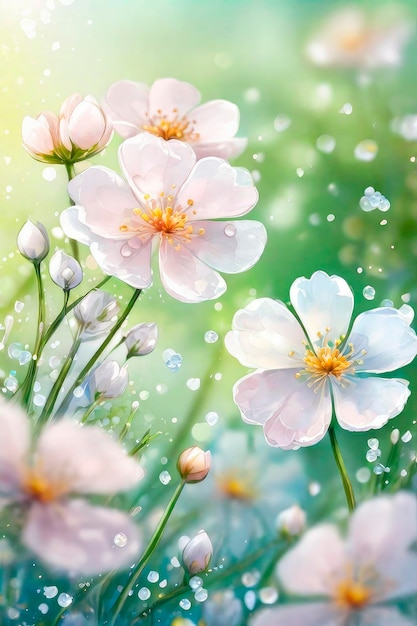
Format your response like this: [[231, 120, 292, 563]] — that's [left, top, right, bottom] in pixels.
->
[[110, 480, 185, 625], [64, 161, 79, 261], [328, 425, 355, 512]]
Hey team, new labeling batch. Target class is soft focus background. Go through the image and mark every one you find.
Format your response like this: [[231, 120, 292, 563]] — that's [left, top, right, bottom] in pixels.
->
[[1, 0, 417, 624]]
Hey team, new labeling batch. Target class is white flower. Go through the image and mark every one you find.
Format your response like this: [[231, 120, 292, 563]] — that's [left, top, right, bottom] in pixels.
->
[[182, 530, 213, 575], [73, 290, 120, 340], [226, 271, 417, 449], [17, 220, 50, 262], [251, 492, 417, 626], [124, 322, 158, 357], [49, 250, 83, 291], [90, 361, 128, 400], [276, 504, 306, 537]]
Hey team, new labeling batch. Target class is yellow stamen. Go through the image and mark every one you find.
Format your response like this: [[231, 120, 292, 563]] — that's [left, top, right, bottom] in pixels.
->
[[24, 468, 68, 503], [335, 578, 372, 608], [216, 473, 256, 501], [296, 341, 356, 391], [142, 109, 200, 142]]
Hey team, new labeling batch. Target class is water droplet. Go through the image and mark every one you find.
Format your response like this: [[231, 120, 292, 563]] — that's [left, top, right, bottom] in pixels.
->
[[57, 593, 73, 608], [7, 608, 20, 620], [244, 590, 256, 610], [354, 140, 378, 162], [138, 587, 151, 600], [8, 342, 22, 360], [121, 244, 133, 258], [339, 102, 353, 115], [400, 469, 408, 477], [204, 330, 218, 344], [179, 598, 191, 610], [14, 301, 24, 313], [274, 114, 291, 132], [159, 471, 171, 485], [373, 463, 385, 475], [194, 587, 208, 602], [113, 532, 128, 548], [33, 394, 46, 407], [366, 449, 380, 462], [73, 386, 84, 398], [363, 285, 375, 300], [367, 438, 379, 450], [296, 167, 304, 178], [356, 467, 371, 483], [38, 603, 49, 614], [224, 223, 236, 237], [43, 586, 58, 598], [139, 390, 149, 400], [205, 411, 219, 426], [147, 571, 159, 583], [186, 378, 200, 391], [259, 586, 278, 604], [18, 351, 32, 365], [163, 349, 183, 371], [242, 570, 260, 587], [189, 576, 203, 590], [308, 481, 321, 496], [316, 135, 336, 154], [401, 430, 412, 443], [4, 376, 18, 392], [42, 167, 57, 182]]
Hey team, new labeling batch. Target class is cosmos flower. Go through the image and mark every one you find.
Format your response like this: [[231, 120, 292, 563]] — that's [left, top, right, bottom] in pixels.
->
[[61, 133, 266, 303], [306, 5, 413, 69], [22, 94, 113, 165], [251, 492, 417, 626], [104, 77, 247, 159], [0, 398, 143, 574], [225, 271, 417, 449]]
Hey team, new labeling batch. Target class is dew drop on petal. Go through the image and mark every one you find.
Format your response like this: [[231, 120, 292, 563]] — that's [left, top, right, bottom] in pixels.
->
[[363, 285, 375, 300], [57, 593, 73, 608], [138, 587, 151, 600], [33, 394, 46, 407], [121, 244, 133, 258], [113, 532, 128, 548], [204, 330, 218, 343], [224, 223, 236, 237], [179, 598, 191, 610], [159, 471, 171, 485]]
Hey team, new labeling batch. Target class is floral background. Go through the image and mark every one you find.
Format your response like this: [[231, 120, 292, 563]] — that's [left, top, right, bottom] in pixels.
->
[[1, 0, 417, 625]]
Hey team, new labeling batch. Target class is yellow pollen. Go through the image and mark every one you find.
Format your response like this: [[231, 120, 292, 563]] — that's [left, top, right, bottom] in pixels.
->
[[304, 345, 353, 379], [335, 579, 372, 609], [339, 31, 367, 53], [24, 469, 68, 504], [217, 473, 256, 501], [142, 109, 200, 142]]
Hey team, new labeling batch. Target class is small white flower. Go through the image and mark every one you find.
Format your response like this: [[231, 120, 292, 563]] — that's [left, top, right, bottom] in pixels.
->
[[276, 504, 306, 537], [73, 290, 120, 340], [182, 530, 213, 575], [90, 361, 129, 400], [124, 322, 158, 357], [49, 250, 83, 291], [17, 220, 50, 262]]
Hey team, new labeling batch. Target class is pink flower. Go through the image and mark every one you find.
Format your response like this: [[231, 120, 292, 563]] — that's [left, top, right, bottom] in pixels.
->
[[61, 133, 265, 303], [104, 77, 247, 159], [22, 94, 113, 164], [251, 492, 417, 626], [225, 271, 417, 449], [0, 398, 143, 575]]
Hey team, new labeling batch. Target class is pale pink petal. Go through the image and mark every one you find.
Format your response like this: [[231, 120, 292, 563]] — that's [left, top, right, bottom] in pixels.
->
[[225, 298, 305, 369], [290, 271, 353, 347], [360, 608, 417, 626], [193, 138, 247, 160], [60, 205, 99, 245], [59, 117, 72, 152], [90, 236, 153, 289], [104, 80, 150, 137], [60, 94, 83, 118], [36, 420, 144, 494], [148, 78, 200, 117], [187, 220, 266, 274], [348, 308, 417, 373], [177, 160, 258, 219], [119, 133, 196, 199], [67, 166, 139, 237], [22, 116, 54, 155], [191, 100, 240, 140], [332, 376, 410, 431], [250, 603, 342, 626], [69, 101, 107, 149], [23, 500, 141, 575], [0, 398, 30, 493], [277, 524, 346, 595], [159, 239, 227, 302]]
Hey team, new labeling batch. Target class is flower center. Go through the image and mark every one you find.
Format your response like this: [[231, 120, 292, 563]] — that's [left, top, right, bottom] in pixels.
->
[[335, 578, 372, 609], [216, 472, 256, 501], [304, 345, 353, 379], [120, 193, 204, 249], [142, 108, 200, 142], [23, 468, 68, 504], [339, 31, 367, 53]]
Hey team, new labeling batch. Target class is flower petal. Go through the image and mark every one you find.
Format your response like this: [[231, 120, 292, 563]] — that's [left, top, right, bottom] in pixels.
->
[[277, 524, 345, 595], [159, 238, 226, 302], [23, 500, 141, 575], [104, 79, 149, 137], [233, 369, 331, 449], [22, 115, 54, 155], [69, 101, 107, 150], [0, 398, 30, 494], [187, 220, 266, 274], [148, 77, 200, 117], [119, 133, 196, 199], [177, 160, 258, 219], [250, 603, 338, 626], [36, 419, 144, 494], [193, 137, 248, 160], [348, 307, 417, 373], [225, 297, 305, 369], [290, 271, 353, 346], [332, 376, 410, 431], [191, 100, 240, 140], [67, 166, 138, 237]]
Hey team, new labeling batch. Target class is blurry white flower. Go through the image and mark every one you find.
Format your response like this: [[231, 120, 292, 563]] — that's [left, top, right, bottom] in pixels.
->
[[90, 361, 128, 400], [73, 290, 120, 340], [17, 220, 50, 262], [124, 322, 158, 357], [177, 446, 211, 483], [276, 504, 306, 538], [391, 114, 417, 141], [202, 590, 244, 626], [49, 250, 83, 291], [0, 398, 143, 575], [182, 529, 213, 575]]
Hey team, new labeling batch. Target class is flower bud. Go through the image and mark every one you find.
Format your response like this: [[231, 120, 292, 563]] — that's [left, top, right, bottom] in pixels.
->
[[73, 290, 120, 340], [177, 446, 211, 483], [49, 250, 83, 291], [390, 428, 400, 445], [90, 361, 128, 400], [276, 504, 306, 538], [124, 322, 158, 358], [17, 220, 50, 262], [22, 94, 113, 164], [182, 530, 213, 575]]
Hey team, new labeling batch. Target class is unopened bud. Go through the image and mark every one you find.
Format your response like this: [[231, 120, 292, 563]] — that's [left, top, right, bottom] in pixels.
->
[[73, 290, 120, 340], [182, 530, 213, 575], [17, 220, 50, 262], [390, 428, 400, 445], [90, 361, 128, 400], [49, 250, 83, 291], [125, 322, 158, 357], [177, 446, 211, 483], [276, 504, 306, 538]]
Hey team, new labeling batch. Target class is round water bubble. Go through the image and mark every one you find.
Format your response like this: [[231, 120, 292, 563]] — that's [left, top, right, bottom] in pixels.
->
[[189, 576, 203, 590], [224, 223, 236, 237], [147, 571, 159, 583], [259, 586, 278, 604], [205, 411, 219, 426], [113, 532, 128, 548], [195, 588, 208, 602], [354, 140, 378, 162], [401, 430, 412, 443], [163, 349, 183, 372], [159, 471, 171, 485], [179, 598, 191, 610], [204, 330, 218, 344], [316, 134, 336, 154], [57, 593, 73, 608], [367, 438, 379, 450], [363, 285, 375, 300], [43, 586, 58, 599], [138, 587, 151, 601], [373, 464, 385, 475]]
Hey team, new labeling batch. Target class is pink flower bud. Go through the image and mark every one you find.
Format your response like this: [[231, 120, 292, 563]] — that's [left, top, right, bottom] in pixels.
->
[[276, 504, 306, 538], [177, 446, 211, 483], [182, 530, 213, 575], [17, 220, 50, 262]]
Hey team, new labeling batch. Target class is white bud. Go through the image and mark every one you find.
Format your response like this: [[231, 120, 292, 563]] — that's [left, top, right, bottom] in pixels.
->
[[73, 290, 120, 340], [182, 530, 213, 575], [17, 220, 50, 262], [276, 504, 306, 538], [49, 249, 82, 291], [125, 322, 158, 357], [390, 428, 400, 445], [90, 361, 128, 400]]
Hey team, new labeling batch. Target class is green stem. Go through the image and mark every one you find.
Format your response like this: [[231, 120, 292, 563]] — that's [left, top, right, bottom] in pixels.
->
[[110, 480, 185, 625], [79, 398, 101, 424], [328, 425, 355, 512], [40, 290, 70, 350], [55, 288, 141, 417], [37, 336, 82, 428], [65, 161, 79, 261]]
